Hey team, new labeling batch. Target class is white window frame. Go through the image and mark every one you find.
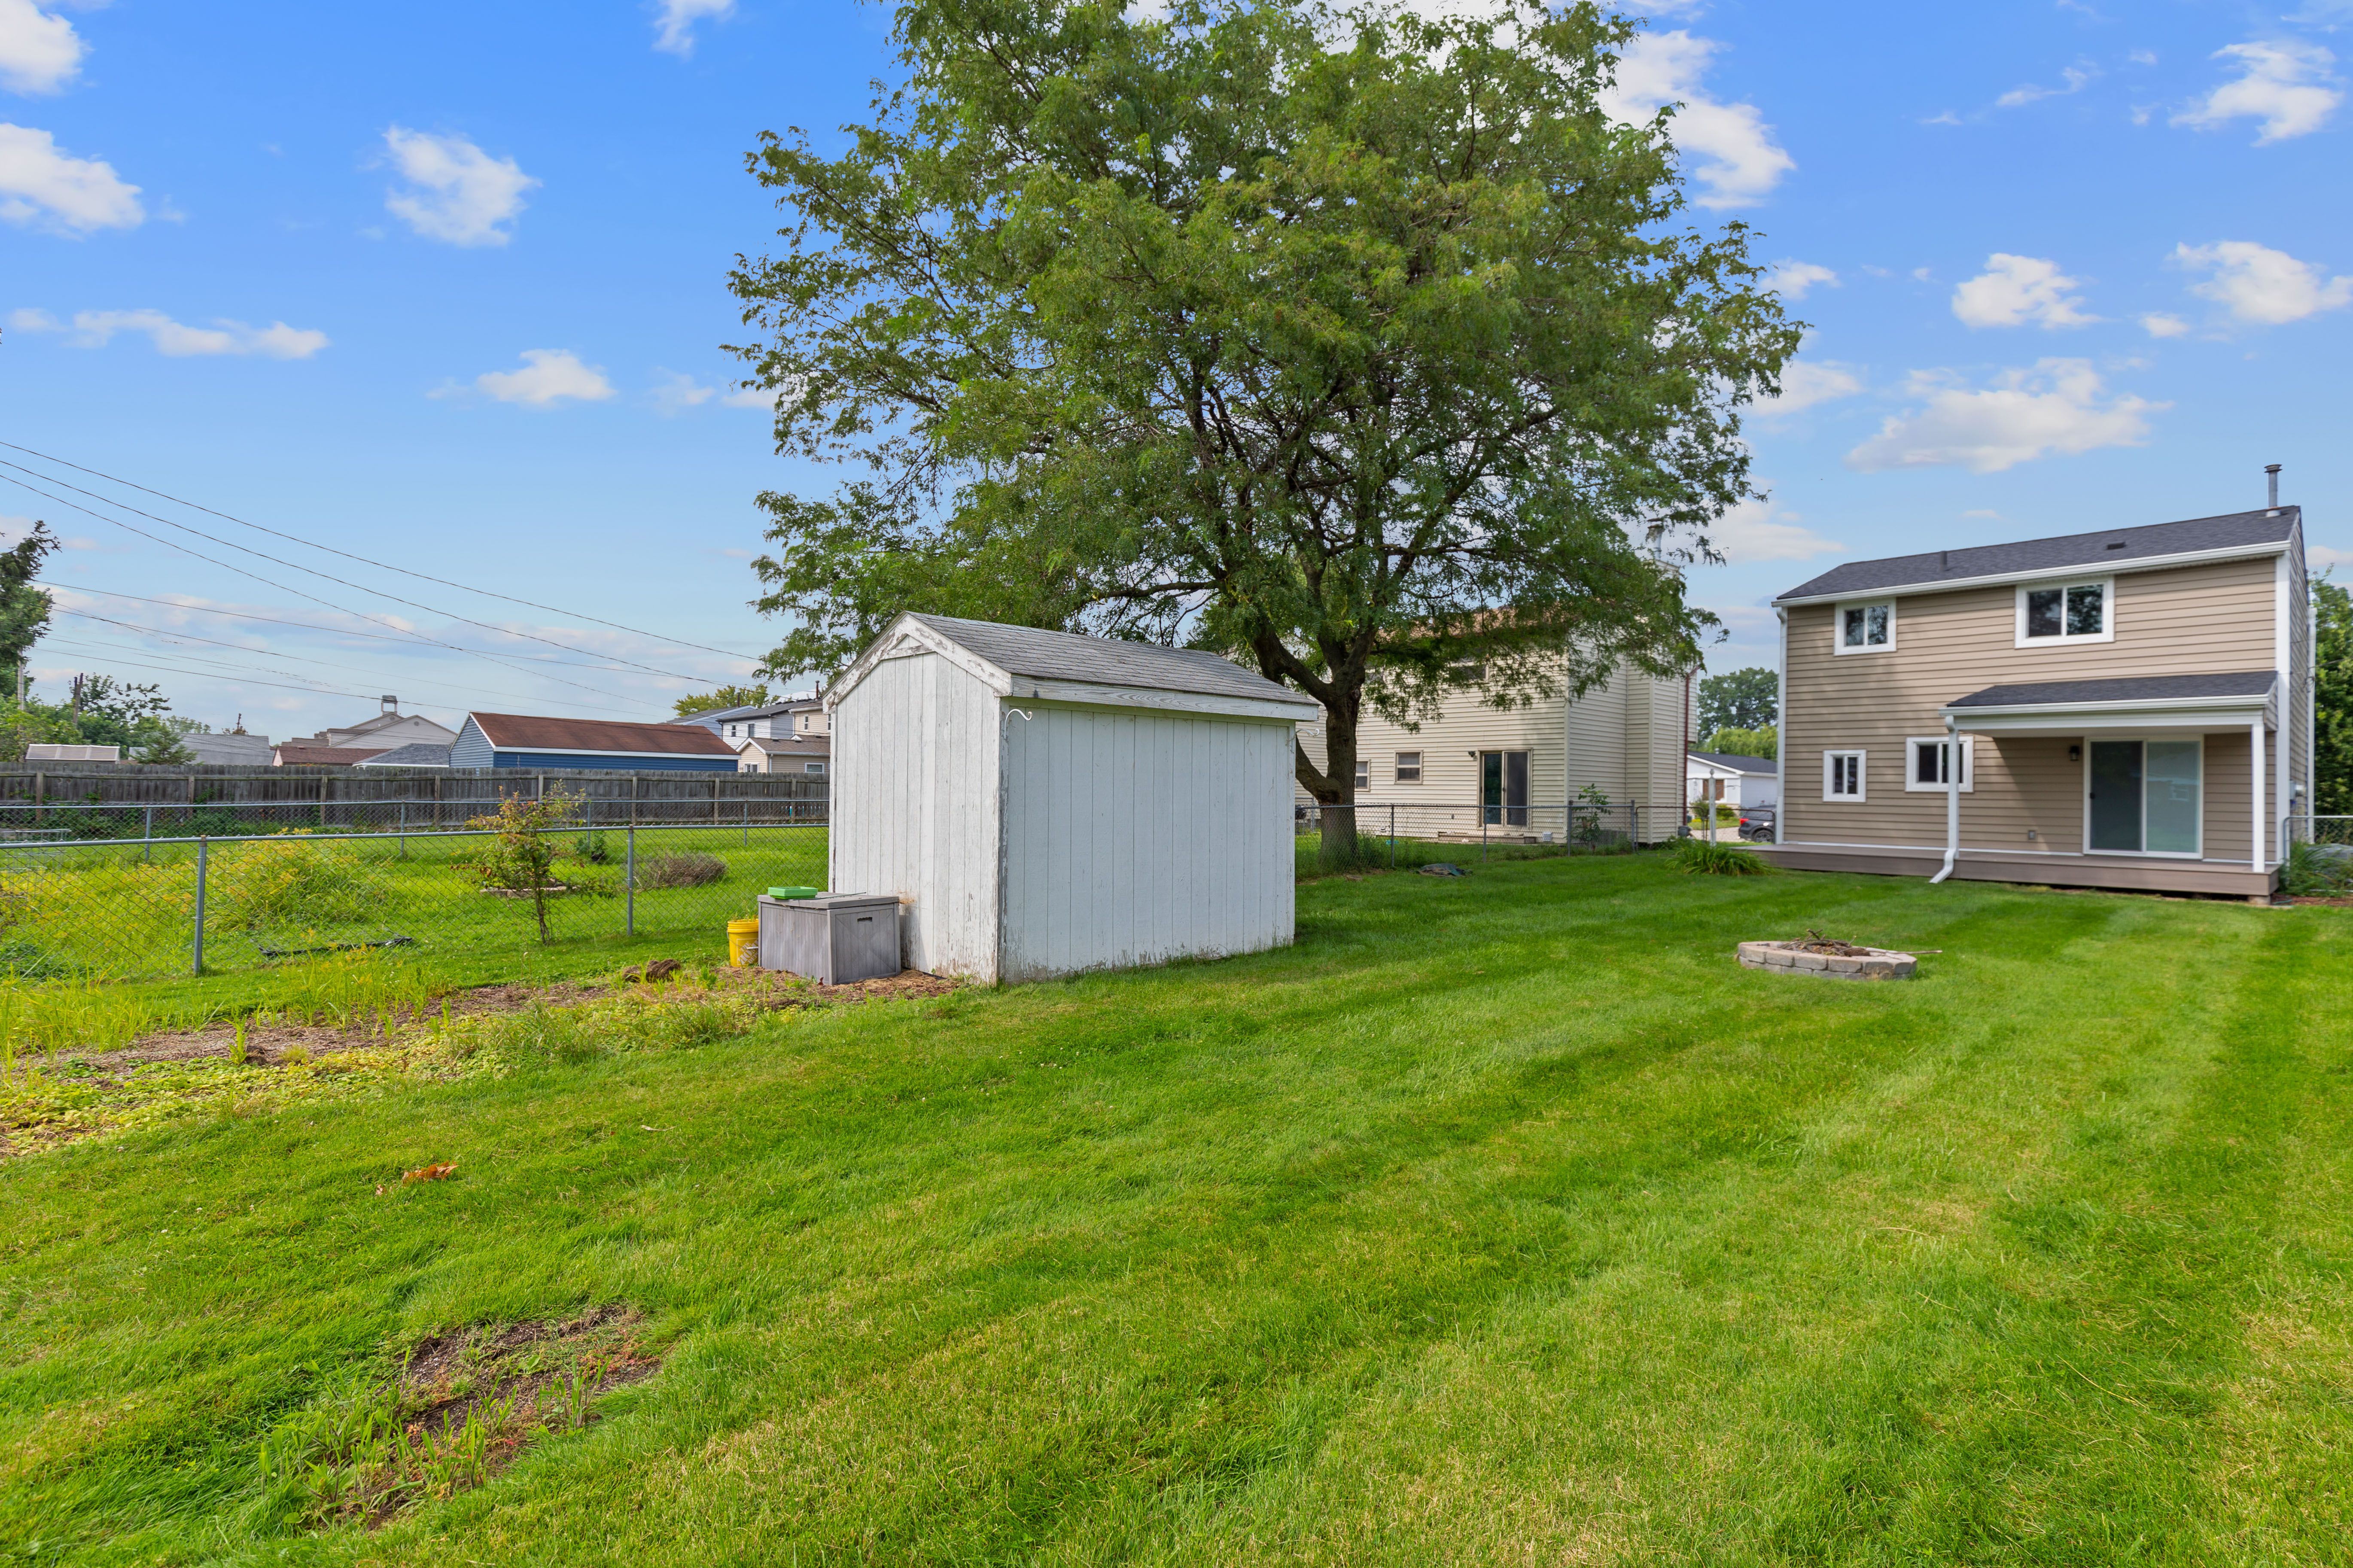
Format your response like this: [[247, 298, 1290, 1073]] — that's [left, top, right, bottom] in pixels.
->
[[1394, 751, 1422, 784], [804, 760, 826, 775], [1823, 749, 1867, 802], [2014, 576, 2114, 647], [1354, 758, 1371, 790], [1903, 735, 1975, 793], [1834, 600, 1896, 656]]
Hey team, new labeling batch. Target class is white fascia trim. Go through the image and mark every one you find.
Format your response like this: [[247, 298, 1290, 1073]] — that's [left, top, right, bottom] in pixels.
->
[[1773, 541, 2290, 608], [489, 745, 738, 760], [1006, 677, 1319, 723], [826, 613, 1012, 711]]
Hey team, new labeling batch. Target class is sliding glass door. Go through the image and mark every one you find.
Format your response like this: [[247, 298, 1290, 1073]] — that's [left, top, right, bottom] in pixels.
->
[[1480, 751, 1529, 827], [2087, 739, 2201, 855]]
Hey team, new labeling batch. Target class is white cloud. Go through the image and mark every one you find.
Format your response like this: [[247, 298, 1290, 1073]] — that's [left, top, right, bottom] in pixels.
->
[[1707, 496, 1844, 563], [1603, 31, 1794, 208], [650, 370, 716, 413], [2139, 312, 2190, 337], [652, 0, 733, 56], [1997, 64, 2097, 108], [381, 127, 536, 247], [1845, 360, 2163, 474], [2173, 40, 2342, 143], [453, 349, 615, 407], [2308, 543, 2353, 568], [1951, 254, 2097, 329], [0, 121, 139, 233], [1753, 359, 1865, 419], [720, 385, 781, 409], [0, 0, 84, 94], [2172, 240, 2353, 324], [14, 307, 328, 357], [1766, 260, 1838, 300]]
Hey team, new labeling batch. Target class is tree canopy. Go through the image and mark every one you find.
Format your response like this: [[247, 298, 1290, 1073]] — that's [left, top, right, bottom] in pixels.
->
[[2316, 574, 2350, 815], [731, 0, 1798, 855], [1698, 666, 1776, 737], [675, 684, 776, 717]]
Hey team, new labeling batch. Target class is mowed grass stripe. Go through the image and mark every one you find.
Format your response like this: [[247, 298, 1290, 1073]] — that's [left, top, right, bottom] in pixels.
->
[[0, 856, 2347, 1565]]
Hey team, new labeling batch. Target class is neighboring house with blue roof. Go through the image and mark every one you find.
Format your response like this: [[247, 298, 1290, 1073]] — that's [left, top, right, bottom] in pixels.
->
[[450, 712, 738, 772]]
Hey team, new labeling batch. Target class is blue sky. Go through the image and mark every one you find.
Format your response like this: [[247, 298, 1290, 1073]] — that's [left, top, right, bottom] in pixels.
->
[[0, 0, 2346, 739]]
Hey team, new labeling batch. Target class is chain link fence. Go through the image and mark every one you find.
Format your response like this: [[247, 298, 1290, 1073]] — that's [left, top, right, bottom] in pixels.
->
[[1294, 801, 1687, 862], [0, 801, 827, 982]]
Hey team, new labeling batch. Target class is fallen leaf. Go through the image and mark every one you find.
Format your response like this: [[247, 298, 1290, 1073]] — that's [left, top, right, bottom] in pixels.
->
[[374, 1184, 386, 1197], [402, 1161, 458, 1185]]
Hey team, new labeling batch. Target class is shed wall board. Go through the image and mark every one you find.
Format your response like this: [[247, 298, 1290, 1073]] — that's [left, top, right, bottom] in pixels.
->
[[828, 651, 1002, 979], [999, 702, 1294, 981]]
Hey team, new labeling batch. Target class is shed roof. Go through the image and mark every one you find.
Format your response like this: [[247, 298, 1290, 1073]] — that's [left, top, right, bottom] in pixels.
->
[[466, 713, 737, 756], [274, 744, 389, 767], [1688, 749, 1777, 775], [356, 743, 454, 768], [907, 614, 1315, 707], [1775, 507, 2298, 604], [1945, 671, 2277, 709]]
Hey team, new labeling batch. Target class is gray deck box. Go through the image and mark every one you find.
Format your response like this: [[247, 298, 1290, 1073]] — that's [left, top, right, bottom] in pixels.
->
[[757, 892, 901, 983]]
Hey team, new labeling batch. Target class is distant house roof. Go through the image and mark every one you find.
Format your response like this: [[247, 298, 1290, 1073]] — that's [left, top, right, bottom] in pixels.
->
[[274, 744, 390, 767], [25, 743, 119, 764], [184, 732, 275, 766], [737, 734, 829, 755], [1945, 671, 2278, 710], [669, 696, 822, 731], [466, 712, 738, 757], [1775, 508, 2299, 605], [899, 614, 1319, 709], [355, 743, 453, 768], [1688, 749, 1777, 775]]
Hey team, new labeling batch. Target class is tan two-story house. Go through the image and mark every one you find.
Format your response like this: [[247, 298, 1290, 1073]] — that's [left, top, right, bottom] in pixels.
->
[[1760, 506, 2311, 898]]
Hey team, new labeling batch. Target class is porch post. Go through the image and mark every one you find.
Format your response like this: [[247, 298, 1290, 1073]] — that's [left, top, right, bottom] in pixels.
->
[[2250, 721, 2266, 873], [1931, 717, 1960, 883]]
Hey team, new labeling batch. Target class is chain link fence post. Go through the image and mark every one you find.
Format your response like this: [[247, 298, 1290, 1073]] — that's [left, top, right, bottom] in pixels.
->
[[192, 835, 208, 976], [625, 824, 636, 937]]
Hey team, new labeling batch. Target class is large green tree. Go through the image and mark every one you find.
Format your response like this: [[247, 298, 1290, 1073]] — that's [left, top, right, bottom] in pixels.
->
[[1698, 665, 1775, 737], [731, 0, 1798, 857], [2317, 574, 2350, 816]]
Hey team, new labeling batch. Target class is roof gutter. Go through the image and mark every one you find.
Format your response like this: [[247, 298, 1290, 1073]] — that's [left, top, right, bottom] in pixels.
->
[[1775, 540, 2291, 608]]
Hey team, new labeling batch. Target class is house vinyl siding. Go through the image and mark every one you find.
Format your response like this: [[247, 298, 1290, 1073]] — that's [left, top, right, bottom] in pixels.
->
[[1303, 657, 1689, 834], [1782, 557, 2280, 853]]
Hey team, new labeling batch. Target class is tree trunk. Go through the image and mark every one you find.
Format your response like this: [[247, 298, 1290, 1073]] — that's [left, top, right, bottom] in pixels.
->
[[1300, 708, 1360, 868]]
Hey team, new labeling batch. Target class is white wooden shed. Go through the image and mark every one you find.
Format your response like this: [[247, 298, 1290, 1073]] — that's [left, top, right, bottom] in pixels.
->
[[826, 613, 1322, 983]]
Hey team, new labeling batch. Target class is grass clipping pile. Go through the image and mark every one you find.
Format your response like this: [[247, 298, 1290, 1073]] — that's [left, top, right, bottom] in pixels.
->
[[254, 1305, 657, 1532], [0, 962, 956, 1158]]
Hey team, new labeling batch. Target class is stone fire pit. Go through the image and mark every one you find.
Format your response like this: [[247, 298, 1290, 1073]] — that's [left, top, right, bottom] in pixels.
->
[[1738, 937, 1918, 981]]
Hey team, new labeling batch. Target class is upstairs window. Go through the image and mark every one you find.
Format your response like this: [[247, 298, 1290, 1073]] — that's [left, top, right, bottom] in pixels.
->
[[1836, 601, 1894, 654], [2017, 578, 2111, 645], [1354, 759, 1370, 790], [1394, 751, 1422, 784]]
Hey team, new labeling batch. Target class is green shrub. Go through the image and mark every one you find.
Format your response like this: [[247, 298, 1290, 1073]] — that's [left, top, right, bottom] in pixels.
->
[[635, 852, 727, 889], [2280, 841, 2353, 897], [207, 837, 393, 932], [1671, 836, 1768, 876]]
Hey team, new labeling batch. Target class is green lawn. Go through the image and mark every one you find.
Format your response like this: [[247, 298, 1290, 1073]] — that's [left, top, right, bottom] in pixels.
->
[[5, 854, 2351, 1564]]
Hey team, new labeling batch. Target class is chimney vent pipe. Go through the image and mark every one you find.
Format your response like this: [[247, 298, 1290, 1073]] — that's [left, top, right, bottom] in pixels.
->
[[2265, 463, 2281, 512]]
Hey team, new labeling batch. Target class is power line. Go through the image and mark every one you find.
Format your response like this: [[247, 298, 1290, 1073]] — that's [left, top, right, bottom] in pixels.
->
[[0, 473, 644, 705], [33, 641, 393, 704], [0, 438, 768, 662], [0, 459, 727, 684], [35, 582, 691, 675], [46, 607, 644, 717]]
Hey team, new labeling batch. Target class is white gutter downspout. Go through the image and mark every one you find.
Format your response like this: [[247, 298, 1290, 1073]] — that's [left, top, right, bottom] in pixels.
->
[[1931, 714, 1960, 884]]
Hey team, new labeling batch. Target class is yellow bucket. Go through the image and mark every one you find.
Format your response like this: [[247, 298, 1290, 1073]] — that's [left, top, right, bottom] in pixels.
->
[[727, 917, 760, 968]]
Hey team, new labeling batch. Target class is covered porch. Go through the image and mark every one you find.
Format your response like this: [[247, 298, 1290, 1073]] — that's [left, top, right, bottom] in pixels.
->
[[1769, 672, 2283, 899]]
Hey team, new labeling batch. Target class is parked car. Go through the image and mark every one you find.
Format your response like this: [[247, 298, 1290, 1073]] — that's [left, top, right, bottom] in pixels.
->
[[1737, 805, 1775, 842]]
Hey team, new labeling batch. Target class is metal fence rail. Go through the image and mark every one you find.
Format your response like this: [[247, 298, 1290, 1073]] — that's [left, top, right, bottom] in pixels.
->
[[0, 820, 829, 982], [0, 794, 826, 848], [1293, 801, 1690, 858]]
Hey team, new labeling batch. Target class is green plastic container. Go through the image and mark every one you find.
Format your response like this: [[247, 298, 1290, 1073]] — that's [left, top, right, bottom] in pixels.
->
[[767, 886, 822, 902]]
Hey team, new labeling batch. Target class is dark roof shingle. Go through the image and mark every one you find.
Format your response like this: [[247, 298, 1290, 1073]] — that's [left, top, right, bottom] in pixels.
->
[[1778, 508, 2297, 603], [910, 614, 1316, 706], [468, 713, 737, 756], [1946, 671, 2277, 709]]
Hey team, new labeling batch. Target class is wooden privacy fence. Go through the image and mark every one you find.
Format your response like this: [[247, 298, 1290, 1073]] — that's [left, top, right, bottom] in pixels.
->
[[0, 766, 827, 833]]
